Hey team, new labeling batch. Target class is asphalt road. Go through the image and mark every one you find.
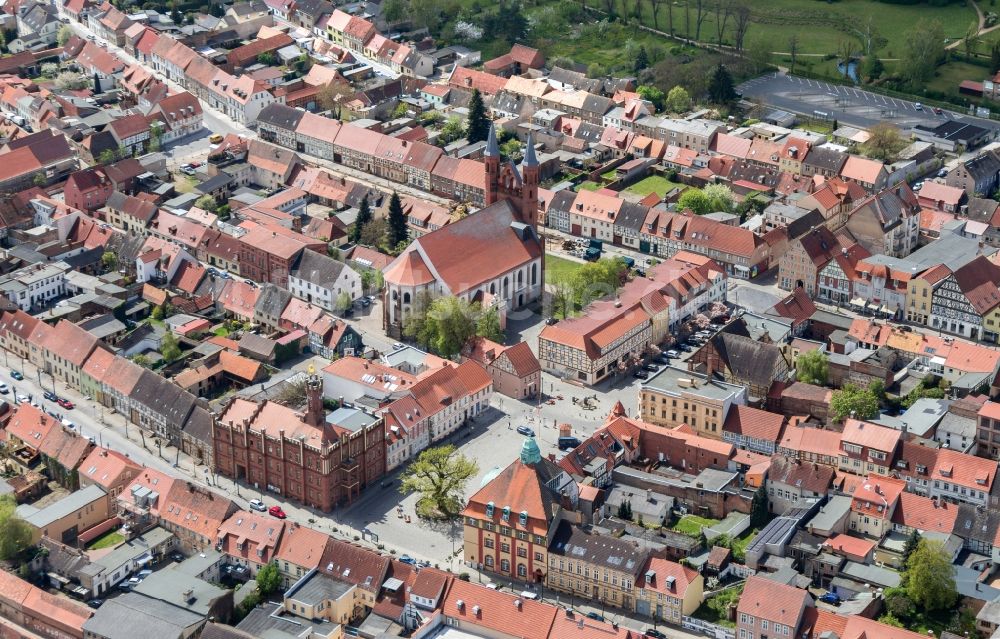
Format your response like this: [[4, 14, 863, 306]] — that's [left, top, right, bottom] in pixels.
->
[[737, 72, 1000, 133]]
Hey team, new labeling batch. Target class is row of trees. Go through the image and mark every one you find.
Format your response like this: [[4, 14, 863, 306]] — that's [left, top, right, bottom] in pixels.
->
[[350, 193, 410, 256], [677, 183, 736, 215]]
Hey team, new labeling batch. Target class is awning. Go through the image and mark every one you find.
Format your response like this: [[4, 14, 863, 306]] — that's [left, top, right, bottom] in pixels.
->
[[136, 554, 152, 566], [850, 297, 866, 307], [734, 264, 750, 273]]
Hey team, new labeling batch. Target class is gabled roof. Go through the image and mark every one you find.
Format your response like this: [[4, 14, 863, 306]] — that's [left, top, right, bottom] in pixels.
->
[[440, 578, 557, 639], [737, 575, 811, 628], [723, 405, 785, 443]]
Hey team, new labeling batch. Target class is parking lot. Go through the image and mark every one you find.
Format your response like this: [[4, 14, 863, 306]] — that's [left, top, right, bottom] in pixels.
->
[[737, 73, 1000, 133]]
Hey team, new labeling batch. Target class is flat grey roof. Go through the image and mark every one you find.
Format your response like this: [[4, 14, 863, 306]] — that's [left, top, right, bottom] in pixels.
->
[[82, 592, 204, 639], [326, 406, 377, 433], [287, 572, 353, 606], [134, 565, 229, 617], [16, 484, 107, 529], [642, 365, 743, 400], [806, 495, 853, 532]]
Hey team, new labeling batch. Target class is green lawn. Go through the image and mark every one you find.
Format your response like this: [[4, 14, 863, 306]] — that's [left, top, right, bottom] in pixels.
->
[[88, 530, 124, 550], [671, 514, 720, 537], [926, 60, 988, 97], [692, 583, 743, 628], [213, 326, 230, 337], [732, 529, 758, 561], [577, 180, 602, 192], [546, 254, 585, 284], [587, 0, 976, 58], [624, 175, 686, 198]]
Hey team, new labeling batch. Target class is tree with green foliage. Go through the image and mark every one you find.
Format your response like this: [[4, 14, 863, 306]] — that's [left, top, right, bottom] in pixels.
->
[[0, 494, 32, 560], [352, 195, 371, 244], [386, 192, 408, 249], [796, 350, 829, 385], [572, 257, 626, 309], [992, 42, 1000, 74], [131, 354, 152, 368], [256, 563, 282, 595], [878, 613, 904, 628], [664, 85, 691, 114], [151, 304, 165, 321], [617, 500, 633, 520], [400, 444, 478, 518], [703, 183, 735, 214], [33, 173, 46, 187], [404, 295, 476, 358], [900, 19, 945, 87], [382, 0, 407, 22], [902, 529, 921, 565], [101, 251, 117, 271], [359, 218, 387, 248], [633, 46, 650, 73], [257, 51, 276, 65], [678, 188, 711, 215], [334, 291, 352, 314], [861, 122, 907, 163], [750, 484, 769, 528], [57, 24, 74, 46], [905, 538, 957, 612], [148, 121, 163, 153], [466, 89, 489, 144], [636, 85, 665, 111], [830, 383, 880, 421], [860, 54, 884, 82], [499, 138, 522, 161], [98, 148, 116, 165], [708, 65, 736, 104], [195, 194, 218, 212], [161, 332, 181, 362], [476, 305, 504, 343], [438, 116, 466, 145]]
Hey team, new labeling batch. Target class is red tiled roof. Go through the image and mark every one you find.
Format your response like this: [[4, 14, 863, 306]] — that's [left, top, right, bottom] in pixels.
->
[[440, 578, 557, 639], [890, 490, 958, 534], [737, 575, 811, 628], [823, 533, 875, 559], [841, 418, 901, 454], [723, 405, 785, 443]]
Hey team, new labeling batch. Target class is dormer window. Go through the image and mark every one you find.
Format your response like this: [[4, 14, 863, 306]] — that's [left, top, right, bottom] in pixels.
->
[[486, 501, 495, 518], [519, 511, 528, 526], [502, 506, 511, 522]]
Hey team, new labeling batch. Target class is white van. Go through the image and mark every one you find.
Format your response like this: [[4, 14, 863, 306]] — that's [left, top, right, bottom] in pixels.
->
[[520, 590, 539, 600]]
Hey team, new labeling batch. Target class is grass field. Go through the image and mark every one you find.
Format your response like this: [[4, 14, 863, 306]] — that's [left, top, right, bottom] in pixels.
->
[[546, 254, 586, 284], [671, 514, 720, 537], [569, 0, 975, 58], [577, 180, 603, 191], [624, 175, 686, 197], [88, 530, 124, 550]]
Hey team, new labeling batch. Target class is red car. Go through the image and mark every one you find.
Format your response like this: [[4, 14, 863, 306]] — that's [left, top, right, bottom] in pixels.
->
[[268, 505, 286, 519], [189, 161, 201, 168], [57, 398, 74, 410]]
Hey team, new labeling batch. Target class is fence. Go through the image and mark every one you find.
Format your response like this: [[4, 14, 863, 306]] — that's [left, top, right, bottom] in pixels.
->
[[682, 616, 736, 639]]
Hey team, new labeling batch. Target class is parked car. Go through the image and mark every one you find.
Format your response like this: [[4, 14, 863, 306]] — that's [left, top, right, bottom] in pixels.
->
[[937, 168, 948, 178], [545, 317, 558, 325], [11, 370, 23, 380], [915, 102, 923, 110], [43, 390, 57, 401], [585, 612, 605, 622], [359, 297, 371, 308], [644, 631, 667, 639], [248, 499, 266, 512], [87, 599, 104, 609], [933, 107, 943, 115], [520, 590, 539, 600], [678, 344, 692, 352], [516, 425, 535, 437], [268, 505, 287, 519], [399, 555, 417, 565], [0, 383, 9, 394], [16, 394, 29, 404], [209, 134, 224, 144], [819, 592, 841, 605], [558, 436, 581, 450], [633, 370, 648, 379], [666, 349, 680, 358], [57, 398, 74, 410]]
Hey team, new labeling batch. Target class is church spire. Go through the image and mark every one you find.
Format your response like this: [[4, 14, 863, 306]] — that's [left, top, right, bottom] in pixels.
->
[[521, 132, 537, 168], [485, 122, 499, 157]]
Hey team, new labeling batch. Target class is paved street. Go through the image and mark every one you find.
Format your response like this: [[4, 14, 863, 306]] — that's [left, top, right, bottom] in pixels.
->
[[737, 72, 1000, 133]]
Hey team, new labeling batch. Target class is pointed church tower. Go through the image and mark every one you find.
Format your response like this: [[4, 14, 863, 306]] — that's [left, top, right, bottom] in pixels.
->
[[519, 132, 540, 228], [484, 122, 500, 206]]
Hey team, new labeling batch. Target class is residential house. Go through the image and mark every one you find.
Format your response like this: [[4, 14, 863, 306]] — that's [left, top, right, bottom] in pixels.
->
[[766, 455, 835, 515], [845, 185, 921, 258], [946, 151, 1000, 196], [722, 405, 785, 455], [287, 244, 361, 311], [634, 557, 703, 623], [736, 575, 812, 639], [849, 474, 904, 538], [638, 366, 747, 437], [460, 338, 541, 400]]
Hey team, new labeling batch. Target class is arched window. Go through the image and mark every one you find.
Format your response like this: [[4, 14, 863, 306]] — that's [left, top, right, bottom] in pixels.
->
[[490, 282, 496, 295], [484, 556, 494, 568], [503, 276, 509, 298], [531, 263, 537, 285], [392, 291, 398, 301], [403, 292, 411, 304], [517, 270, 523, 286]]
